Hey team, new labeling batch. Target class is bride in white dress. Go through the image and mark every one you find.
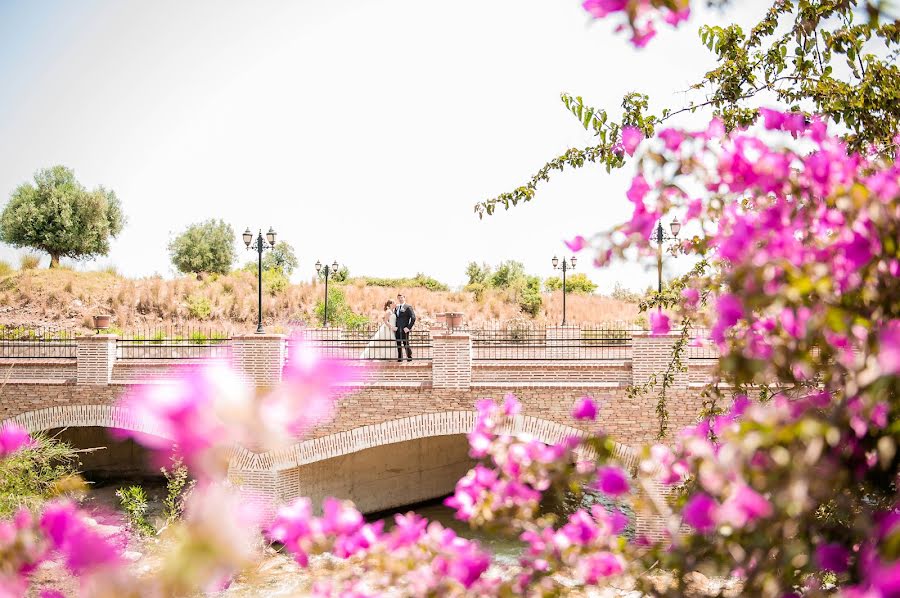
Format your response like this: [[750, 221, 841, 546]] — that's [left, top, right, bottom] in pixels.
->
[[361, 300, 397, 359]]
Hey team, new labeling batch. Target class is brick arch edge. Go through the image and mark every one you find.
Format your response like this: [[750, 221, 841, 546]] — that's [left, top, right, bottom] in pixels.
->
[[231, 410, 639, 471], [3, 405, 176, 441]]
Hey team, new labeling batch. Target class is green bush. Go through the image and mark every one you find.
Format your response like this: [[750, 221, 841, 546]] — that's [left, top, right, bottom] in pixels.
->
[[464, 281, 487, 302], [0, 434, 82, 517], [116, 485, 155, 536], [610, 282, 644, 303], [465, 262, 492, 285], [544, 272, 597, 294], [262, 268, 289, 295], [161, 456, 194, 526], [186, 294, 212, 320], [359, 273, 448, 292], [517, 275, 543, 317], [313, 287, 369, 328]]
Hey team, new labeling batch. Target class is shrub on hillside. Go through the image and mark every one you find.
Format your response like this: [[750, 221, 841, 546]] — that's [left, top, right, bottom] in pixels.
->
[[262, 268, 289, 295], [19, 254, 40, 270], [313, 286, 368, 328], [169, 219, 236, 276], [186, 294, 212, 320], [544, 272, 597, 294], [609, 282, 643, 303], [0, 260, 13, 277], [359, 273, 448, 292]]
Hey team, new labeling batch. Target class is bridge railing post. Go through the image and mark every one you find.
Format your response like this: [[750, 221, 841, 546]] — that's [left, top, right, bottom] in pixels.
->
[[231, 334, 286, 387], [76, 335, 117, 385], [545, 325, 580, 360], [431, 330, 472, 389], [630, 331, 688, 389]]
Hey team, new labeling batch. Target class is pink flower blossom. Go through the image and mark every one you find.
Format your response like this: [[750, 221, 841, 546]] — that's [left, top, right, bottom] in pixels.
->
[[581, 0, 626, 18], [0, 423, 30, 457], [816, 542, 850, 573], [577, 551, 625, 583], [650, 310, 670, 335], [595, 466, 630, 496], [681, 288, 700, 308], [564, 235, 588, 252], [878, 320, 900, 374], [621, 126, 644, 156], [572, 397, 598, 421], [719, 485, 772, 528], [682, 493, 718, 533]]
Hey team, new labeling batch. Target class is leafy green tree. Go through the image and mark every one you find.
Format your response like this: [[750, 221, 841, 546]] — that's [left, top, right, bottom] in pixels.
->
[[318, 265, 351, 283], [544, 272, 597, 294], [475, 1, 900, 218], [489, 260, 526, 289], [263, 241, 299, 276], [517, 275, 543, 317], [0, 166, 125, 268], [168, 219, 236, 276], [465, 261, 492, 285]]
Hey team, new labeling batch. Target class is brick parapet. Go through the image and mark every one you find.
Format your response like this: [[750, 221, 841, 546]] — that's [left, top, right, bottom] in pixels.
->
[[76, 336, 116, 385], [430, 332, 472, 390], [0, 359, 76, 381], [231, 335, 285, 387], [630, 332, 689, 389]]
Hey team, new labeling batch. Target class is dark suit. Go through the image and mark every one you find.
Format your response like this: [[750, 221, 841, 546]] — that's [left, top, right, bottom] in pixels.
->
[[395, 303, 416, 360]]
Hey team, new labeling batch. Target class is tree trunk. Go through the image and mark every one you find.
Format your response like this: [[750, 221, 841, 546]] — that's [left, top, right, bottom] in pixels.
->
[[49, 253, 60, 268]]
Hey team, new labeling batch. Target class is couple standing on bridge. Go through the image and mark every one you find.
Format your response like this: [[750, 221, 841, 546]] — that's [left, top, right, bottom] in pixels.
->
[[360, 293, 417, 361]]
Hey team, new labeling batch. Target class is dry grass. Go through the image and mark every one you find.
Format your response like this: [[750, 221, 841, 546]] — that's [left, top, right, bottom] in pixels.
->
[[0, 270, 640, 333]]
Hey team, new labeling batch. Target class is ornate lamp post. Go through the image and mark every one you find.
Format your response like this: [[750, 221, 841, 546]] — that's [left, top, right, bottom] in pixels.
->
[[315, 259, 340, 326], [552, 255, 577, 326], [652, 217, 681, 292], [243, 227, 276, 333]]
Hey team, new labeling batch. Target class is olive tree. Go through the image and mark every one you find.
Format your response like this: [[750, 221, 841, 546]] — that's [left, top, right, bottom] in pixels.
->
[[168, 219, 236, 276], [0, 166, 125, 268]]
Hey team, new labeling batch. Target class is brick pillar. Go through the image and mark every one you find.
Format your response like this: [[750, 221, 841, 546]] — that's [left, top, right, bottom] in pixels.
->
[[546, 325, 581, 359], [76, 335, 116, 385], [231, 334, 286, 387], [431, 331, 471, 390], [630, 332, 688, 388]]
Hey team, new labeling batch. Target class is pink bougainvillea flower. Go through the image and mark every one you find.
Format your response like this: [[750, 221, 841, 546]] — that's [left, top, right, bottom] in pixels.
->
[[650, 310, 670, 335], [0, 423, 30, 457], [681, 288, 700, 308], [581, 0, 627, 18], [878, 320, 900, 374], [664, 7, 691, 26], [718, 484, 772, 528], [39, 501, 122, 576], [816, 542, 850, 573], [621, 126, 644, 156], [594, 466, 630, 496], [564, 235, 588, 253], [577, 551, 625, 583], [659, 128, 686, 151], [625, 174, 650, 205], [711, 293, 743, 344], [572, 396, 598, 421], [758, 108, 785, 130], [682, 493, 718, 533], [630, 23, 657, 48]]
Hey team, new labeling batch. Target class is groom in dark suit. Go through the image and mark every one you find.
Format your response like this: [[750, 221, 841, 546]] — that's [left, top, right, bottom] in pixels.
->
[[395, 293, 416, 361]]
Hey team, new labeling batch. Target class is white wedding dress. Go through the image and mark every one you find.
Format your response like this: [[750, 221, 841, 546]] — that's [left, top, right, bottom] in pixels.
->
[[361, 310, 397, 359]]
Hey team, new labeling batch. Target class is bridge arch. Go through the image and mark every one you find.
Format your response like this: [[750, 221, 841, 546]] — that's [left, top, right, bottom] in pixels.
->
[[231, 411, 638, 471], [3, 404, 176, 441]]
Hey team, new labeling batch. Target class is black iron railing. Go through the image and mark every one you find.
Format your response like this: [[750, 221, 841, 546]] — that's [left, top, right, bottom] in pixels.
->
[[0, 327, 77, 358], [116, 328, 231, 359], [288, 325, 433, 361], [470, 326, 632, 361], [687, 327, 719, 359]]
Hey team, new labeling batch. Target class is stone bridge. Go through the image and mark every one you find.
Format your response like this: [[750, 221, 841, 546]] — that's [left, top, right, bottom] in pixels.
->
[[0, 327, 717, 535]]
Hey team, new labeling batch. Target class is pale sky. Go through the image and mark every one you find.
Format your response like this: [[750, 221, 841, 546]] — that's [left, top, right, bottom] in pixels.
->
[[0, 0, 768, 292]]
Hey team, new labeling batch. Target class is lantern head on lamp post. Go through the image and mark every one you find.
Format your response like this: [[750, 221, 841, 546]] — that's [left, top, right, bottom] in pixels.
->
[[244, 227, 276, 333], [315, 259, 340, 326], [552, 255, 577, 325]]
